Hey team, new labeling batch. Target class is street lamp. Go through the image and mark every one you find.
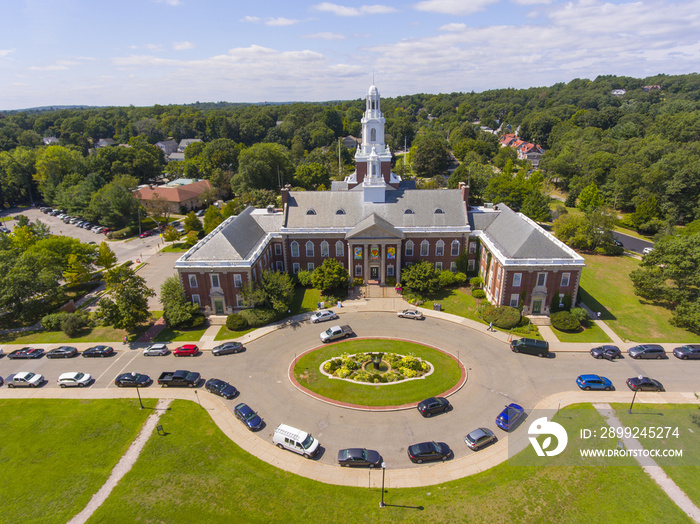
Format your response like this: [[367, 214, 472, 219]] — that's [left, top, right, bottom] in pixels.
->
[[628, 374, 643, 414], [379, 461, 387, 508], [135, 384, 144, 410]]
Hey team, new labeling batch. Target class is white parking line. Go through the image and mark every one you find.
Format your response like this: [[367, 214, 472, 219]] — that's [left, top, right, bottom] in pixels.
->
[[94, 350, 141, 385]]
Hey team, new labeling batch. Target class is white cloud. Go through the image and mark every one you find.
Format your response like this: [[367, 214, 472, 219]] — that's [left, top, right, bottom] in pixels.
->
[[241, 16, 260, 23], [413, 0, 497, 15], [312, 2, 397, 16], [439, 23, 467, 32], [28, 59, 80, 71], [153, 0, 182, 6], [145, 43, 164, 52], [265, 17, 299, 26], [302, 32, 346, 40], [511, 0, 551, 4], [173, 41, 194, 50], [0, 48, 16, 57]]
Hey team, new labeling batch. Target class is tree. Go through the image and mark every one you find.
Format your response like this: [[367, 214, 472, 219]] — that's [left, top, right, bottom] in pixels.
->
[[237, 143, 294, 191], [577, 183, 605, 214], [160, 276, 201, 328], [311, 258, 350, 292], [294, 162, 331, 190], [400, 260, 441, 294], [241, 270, 294, 313], [630, 233, 700, 331], [0, 251, 63, 317], [411, 133, 449, 178], [521, 190, 552, 222], [184, 211, 203, 233], [87, 176, 140, 229], [95, 265, 155, 331], [203, 205, 223, 234], [62, 253, 92, 285], [34, 145, 85, 202], [95, 241, 117, 270]]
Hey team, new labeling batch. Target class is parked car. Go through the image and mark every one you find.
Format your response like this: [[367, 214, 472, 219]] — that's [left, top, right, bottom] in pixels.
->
[[464, 428, 497, 451], [495, 403, 525, 431], [407, 441, 451, 463], [158, 370, 200, 387], [173, 344, 199, 357], [397, 309, 424, 320], [642, 247, 653, 255], [417, 397, 451, 417], [58, 372, 92, 388], [309, 310, 338, 323], [320, 325, 353, 343], [673, 344, 700, 360], [83, 345, 114, 358], [612, 239, 623, 247], [626, 376, 665, 392], [212, 342, 245, 356], [0, 376, 3, 386], [6, 371, 44, 388], [590, 345, 622, 360], [143, 343, 169, 356], [7, 347, 44, 359], [273, 424, 320, 458], [114, 372, 152, 387], [46, 346, 78, 359], [205, 378, 238, 399], [628, 344, 665, 359], [576, 374, 614, 391], [234, 403, 264, 431], [510, 338, 549, 357], [337, 448, 382, 467]]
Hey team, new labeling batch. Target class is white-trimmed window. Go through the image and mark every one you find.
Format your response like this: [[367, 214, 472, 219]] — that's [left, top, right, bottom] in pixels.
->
[[188, 274, 197, 288], [496, 268, 501, 282], [537, 273, 547, 287], [405, 240, 414, 256], [192, 294, 201, 306], [436, 240, 444, 257], [233, 274, 242, 288], [307, 262, 314, 272], [561, 273, 570, 287], [451, 240, 460, 256], [321, 241, 329, 257], [420, 240, 429, 257], [387, 265, 394, 276], [469, 241, 477, 254], [276, 261, 283, 271], [513, 273, 522, 287], [252, 269, 256, 282], [210, 273, 220, 288], [335, 241, 344, 257], [292, 263, 300, 274], [468, 259, 475, 271], [559, 293, 565, 307], [450, 262, 457, 272], [236, 294, 245, 307], [306, 241, 314, 257], [291, 241, 299, 257], [510, 294, 520, 308], [435, 262, 442, 271], [355, 265, 362, 276], [274, 243, 282, 256]]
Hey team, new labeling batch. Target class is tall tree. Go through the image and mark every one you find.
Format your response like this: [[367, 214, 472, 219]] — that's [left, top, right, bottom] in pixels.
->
[[236, 143, 294, 191], [95, 265, 155, 331], [160, 276, 201, 328], [311, 258, 350, 293], [411, 133, 449, 178]]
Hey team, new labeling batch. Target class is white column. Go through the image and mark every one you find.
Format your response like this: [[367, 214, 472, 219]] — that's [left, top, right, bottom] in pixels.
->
[[380, 244, 385, 285]]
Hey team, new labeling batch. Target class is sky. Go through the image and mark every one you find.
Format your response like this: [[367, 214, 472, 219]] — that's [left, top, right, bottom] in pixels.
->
[[1, 0, 700, 110]]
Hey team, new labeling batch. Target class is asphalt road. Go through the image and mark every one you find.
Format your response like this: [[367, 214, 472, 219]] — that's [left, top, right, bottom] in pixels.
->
[[613, 230, 654, 254], [1, 311, 696, 468]]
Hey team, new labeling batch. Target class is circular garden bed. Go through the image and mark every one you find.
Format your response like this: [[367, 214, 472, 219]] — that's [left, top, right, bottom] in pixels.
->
[[292, 339, 463, 407]]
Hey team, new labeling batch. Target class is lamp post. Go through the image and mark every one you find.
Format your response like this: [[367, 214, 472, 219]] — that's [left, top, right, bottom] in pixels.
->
[[628, 374, 643, 414], [379, 461, 386, 508], [135, 385, 144, 410]]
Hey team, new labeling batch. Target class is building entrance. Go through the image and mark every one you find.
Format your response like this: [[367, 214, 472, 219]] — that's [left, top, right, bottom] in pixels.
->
[[370, 266, 379, 280]]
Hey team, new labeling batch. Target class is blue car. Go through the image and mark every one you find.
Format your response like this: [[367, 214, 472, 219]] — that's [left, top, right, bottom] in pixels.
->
[[495, 403, 525, 431], [234, 403, 263, 431], [576, 374, 614, 391]]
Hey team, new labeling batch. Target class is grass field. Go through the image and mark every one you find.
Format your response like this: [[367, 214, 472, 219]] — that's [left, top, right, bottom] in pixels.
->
[[551, 322, 612, 343], [294, 339, 463, 406], [86, 400, 691, 524], [579, 254, 700, 342], [152, 324, 210, 342], [0, 399, 153, 524]]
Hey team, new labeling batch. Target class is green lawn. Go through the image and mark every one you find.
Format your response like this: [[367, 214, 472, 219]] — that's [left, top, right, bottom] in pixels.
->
[[152, 324, 210, 342], [0, 399, 153, 524], [290, 286, 322, 315], [579, 254, 700, 342], [87, 400, 691, 523], [551, 322, 612, 343], [159, 242, 191, 253], [294, 339, 462, 406], [214, 325, 257, 341]]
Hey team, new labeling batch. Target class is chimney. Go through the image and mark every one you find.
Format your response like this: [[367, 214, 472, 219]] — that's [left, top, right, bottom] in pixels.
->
[[281, 184, 291, 208], [459, 182, 470, 209]]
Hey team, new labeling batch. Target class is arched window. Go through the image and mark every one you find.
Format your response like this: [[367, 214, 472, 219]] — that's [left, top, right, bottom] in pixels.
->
[[436, 240, 444, 256], [320, 241, 329, 257], [335, 209, 345, 215], [451, 240, 460, 256], [335, 241, 344, 257], [434, 208, 444, 214], [405, 240, 414, 257], [290, 241, 299, 257], [420, 240, 429, 257], [306, 209, 316, 215], [370, 128, 376, 142], [404, 209, 414, 214], [305, 241, 314, 257]]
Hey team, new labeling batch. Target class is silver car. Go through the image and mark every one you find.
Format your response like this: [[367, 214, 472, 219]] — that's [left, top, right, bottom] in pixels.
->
[[143, 343, 169, 356]]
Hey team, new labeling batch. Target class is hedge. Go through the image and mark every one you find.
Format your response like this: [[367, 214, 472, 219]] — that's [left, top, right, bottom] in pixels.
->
[[239, 308, 279, 328], [550, 310, 580, 331], [226, 313, 249, 331], [481, 305, 521, 329], [471, 288, 486, 299]]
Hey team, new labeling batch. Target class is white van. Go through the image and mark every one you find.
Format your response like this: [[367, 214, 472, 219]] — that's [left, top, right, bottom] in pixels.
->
[[272, 424, 320, 458]]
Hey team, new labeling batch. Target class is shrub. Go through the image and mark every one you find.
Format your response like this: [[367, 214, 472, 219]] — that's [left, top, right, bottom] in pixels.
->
[[62, 313, 89, 337], [108, 225, 138, 240], [481, 305, 521, 329], [324, 358, 342, 374], [550, 310, 580, 331], [454, 272, 467, 284], [337, 367, 353, 379], [181, 313, 206, 329], [353, 370, 371, 382], [297, 270, 313, 287], [438, 270, 456, 288], [570, 307, 590, 326], [471, 288, 486, 299], [564, 192, 578, 207], [398, 355, 423, 371], [226, 313, 249, 331], [637, 219, 665, 235], [470, 276, 484, 288], [41, 312, 70, 331], [239, 307, 279, 328], [353, 277, 364, 286], [386, 277, 396, 287]]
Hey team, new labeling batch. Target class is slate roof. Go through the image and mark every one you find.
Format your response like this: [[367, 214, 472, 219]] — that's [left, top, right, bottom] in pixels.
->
[[284, 189, 469, 231]]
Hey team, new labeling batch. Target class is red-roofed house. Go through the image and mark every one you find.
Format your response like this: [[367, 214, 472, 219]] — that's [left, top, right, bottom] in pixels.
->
[[134, 179, 213, 214]]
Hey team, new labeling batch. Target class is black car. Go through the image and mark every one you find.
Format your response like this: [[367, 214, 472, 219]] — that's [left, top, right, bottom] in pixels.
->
[[7, 347, 44, 359], [590, 345, 622, 360], [407, 441, 451, 464], [234, 403, 263, 431], [83, 345, 115, 358], [205, 378, 238, 399], [673, 344, 700, 360], [115, 372, 152, 387], [337, 448, 382, 468], [211, 342, 245, 356], [628, 344, 665, 359], [417, 397, 451, 417], [46, 346, 78, 359], [626, 376, 664, 392]]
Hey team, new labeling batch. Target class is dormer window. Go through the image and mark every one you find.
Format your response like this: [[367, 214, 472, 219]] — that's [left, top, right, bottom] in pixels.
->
[[306, 209, 316, 215], [404, 209, 414, 214], [335, 209, 345, 215], [434, 208, 444, 214]]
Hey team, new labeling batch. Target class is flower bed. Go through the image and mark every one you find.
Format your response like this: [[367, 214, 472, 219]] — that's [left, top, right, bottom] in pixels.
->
[[320, 352, 433, 384]]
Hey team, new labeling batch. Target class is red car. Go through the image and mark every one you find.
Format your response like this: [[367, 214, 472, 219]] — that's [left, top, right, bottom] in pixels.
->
[[173, 344, 199, 357], [139, 230, 153, 238]]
